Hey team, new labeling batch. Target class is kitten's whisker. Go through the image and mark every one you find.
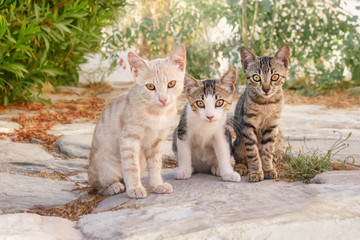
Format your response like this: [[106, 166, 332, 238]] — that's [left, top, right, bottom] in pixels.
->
[[226, 119, 245, 137], [226, 118, 243, 130]]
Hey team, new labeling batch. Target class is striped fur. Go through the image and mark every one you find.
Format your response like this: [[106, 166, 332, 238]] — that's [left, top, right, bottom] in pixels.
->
[[233, 45, 290, 182], [88, 45, 186, 198], [172, 69, 241, 182]]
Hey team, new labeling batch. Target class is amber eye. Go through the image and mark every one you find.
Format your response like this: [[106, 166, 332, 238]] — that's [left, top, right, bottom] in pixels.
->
[[271, 74, 279, 81], [146, 83, 155, 91], [215, 99, 224, 107], [168, 80, 176, 88], [196, 100, 205, 108], [252, 74, 261, 82]]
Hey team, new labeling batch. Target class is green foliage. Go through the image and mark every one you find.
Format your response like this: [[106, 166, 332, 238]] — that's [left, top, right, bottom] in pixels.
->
[[283, 131, 352, 182], [0, 0, 126, 105], [109, 0, 360, 93], [105, 0, 230, 79]]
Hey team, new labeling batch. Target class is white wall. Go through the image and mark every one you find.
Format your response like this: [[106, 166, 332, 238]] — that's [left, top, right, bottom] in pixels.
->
[[78, 51, 134, 84]]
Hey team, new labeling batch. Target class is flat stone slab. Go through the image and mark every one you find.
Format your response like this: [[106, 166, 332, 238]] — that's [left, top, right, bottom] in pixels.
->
[[48, 123, 95, 136], [0, 109, 38, 121], [280, 105, 360, 164], [44, 93, 86, 104], [280, 104, 360, 141], [46, 158, 88, 174], [0, 140, 54, 172], [0, 140, 54, 162], [0, 172, 78, 212], [0, 213, 82, 239], [0, 156, 88, 175], [78, 169, 360, 239], [56, 134, 93, 158], [49, 123, 95, 158], [56, 86, 86, 95], [0, 121, 21, 134], [0, 140, 87, 173]]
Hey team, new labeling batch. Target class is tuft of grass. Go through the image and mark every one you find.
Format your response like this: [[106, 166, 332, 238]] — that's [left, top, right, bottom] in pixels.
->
[[281, 131, 352, 183]]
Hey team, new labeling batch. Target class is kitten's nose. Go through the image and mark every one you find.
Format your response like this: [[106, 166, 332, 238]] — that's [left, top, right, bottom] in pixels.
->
[[206, 115, 214, 121], [159, 98, 167, 105], [263, 88, 270, 93]]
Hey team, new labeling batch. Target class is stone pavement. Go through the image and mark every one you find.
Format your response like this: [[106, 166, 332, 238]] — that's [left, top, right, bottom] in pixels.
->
[[279, 104, 360, 164], [0, 86, 359, 239], [78, 170, 360, 240], [55, 102, 360, 164]]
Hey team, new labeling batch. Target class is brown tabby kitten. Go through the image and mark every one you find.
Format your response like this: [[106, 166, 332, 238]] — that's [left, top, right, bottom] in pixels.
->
[[232, 45, 290, 182]]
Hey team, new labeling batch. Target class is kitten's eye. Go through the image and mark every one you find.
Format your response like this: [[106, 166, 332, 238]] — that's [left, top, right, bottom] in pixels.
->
[[146, 83, 155, 91], [215, 99, 224, 107], [196, 100, 205, 108], [168, 80, 176, 88], [252, 74, 261, 82], [271, 74, 279, 81]]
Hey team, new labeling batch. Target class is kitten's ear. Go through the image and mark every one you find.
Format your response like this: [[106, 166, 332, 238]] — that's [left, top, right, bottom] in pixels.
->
[[241, 47, 257, 70], [128, 52, 148, 78], [184, 74, 199, 95], [169, 44, 187, 72], [275, 45, 290, 68], [219, 68, 237, 94]]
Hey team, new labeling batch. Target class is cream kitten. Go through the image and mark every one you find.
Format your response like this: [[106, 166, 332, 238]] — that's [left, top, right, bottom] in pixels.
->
[[172, 69, 241, 182], [88, 45, 187, 198]]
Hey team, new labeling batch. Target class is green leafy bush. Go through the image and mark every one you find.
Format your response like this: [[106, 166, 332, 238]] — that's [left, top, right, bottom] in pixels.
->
[[0, 0, 126, 105], [109, 0, 360, 94]]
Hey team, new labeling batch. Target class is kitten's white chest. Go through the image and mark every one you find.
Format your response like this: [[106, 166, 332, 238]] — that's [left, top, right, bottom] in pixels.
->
[[141, 106, 176, 146], [151, 112, 176, 131], [155, 114, 173, 129], [187, 116, 225, 164]]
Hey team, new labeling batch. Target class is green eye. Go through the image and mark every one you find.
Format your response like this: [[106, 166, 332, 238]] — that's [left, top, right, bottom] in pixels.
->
[[252, 74, 261, 82], [146, 83, 155, 90], [271, 74, 279, 81], [215, 99, 224, 107], [196, 100, 205, 108]]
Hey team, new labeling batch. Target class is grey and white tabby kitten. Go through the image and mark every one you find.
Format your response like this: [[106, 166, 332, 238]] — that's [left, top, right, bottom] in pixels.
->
[[173, 69, 241, 182], [232, 45, 290, 182], [88, 45, 186, 198]]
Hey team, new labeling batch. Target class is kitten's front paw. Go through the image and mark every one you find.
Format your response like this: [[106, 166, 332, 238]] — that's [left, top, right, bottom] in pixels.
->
[[100, 182, 125, 196], [151, 182, 173, 194], [222, 171, 241, 182], [174, 168, 192, 180], [127, 186, 147, 199], [264, 169, 278, 179], [248, 170, 264, 182], [211, 166, 220, 176], [234, 163, 248, 176]]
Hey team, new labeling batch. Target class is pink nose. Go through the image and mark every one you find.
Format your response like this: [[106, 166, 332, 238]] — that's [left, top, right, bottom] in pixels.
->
[[206, 115, 214, 121], [159, 98, 167, 105]]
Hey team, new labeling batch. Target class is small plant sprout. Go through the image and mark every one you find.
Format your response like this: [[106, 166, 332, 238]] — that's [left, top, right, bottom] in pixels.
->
[[326, 131, 352, 159], [282, 131, 353, 183]]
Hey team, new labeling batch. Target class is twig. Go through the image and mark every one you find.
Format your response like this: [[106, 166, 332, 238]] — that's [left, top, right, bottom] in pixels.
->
[[250, 0, 258, 48], [92, 198, 136, 213], [50, 0, 74, 12], [58, 38, 74, 68], [242, 0, 248, 46]]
